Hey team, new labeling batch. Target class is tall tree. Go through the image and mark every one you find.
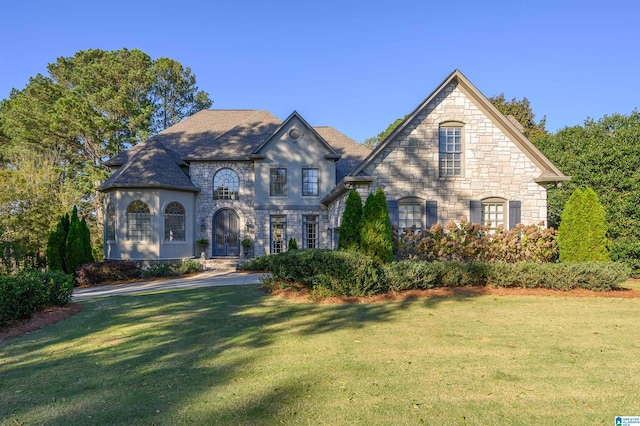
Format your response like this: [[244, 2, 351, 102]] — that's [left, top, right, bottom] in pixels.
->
[[150, 57, 213, 132], [489, 93, 548, 139], [0, 48, 212, 271]]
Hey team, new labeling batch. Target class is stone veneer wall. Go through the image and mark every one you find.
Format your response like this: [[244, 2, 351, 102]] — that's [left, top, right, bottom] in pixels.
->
[[357, 81, 548, 226], [190, 161, 256, 257], [254, 209, 330, 256]]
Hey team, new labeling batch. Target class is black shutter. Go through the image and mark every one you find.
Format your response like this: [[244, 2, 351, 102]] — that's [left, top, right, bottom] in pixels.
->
[[470, 200, 482, 225], [426, 200, 438, 228], [509, 200, 521, 230], [388, 200, 398, 227]]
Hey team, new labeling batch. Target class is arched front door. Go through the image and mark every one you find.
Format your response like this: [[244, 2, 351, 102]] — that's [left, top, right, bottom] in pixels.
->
[[213, 209, 240, 256]]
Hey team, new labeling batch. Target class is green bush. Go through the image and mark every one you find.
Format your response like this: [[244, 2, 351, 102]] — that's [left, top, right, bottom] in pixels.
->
[[288, 238, 298, 250], [178, 259, 202, 275], [141, 263, 178, 278], [0, 270, 74, 326], [241, 255, 270, 271], [338, 190, 363, 251], [360, 189, 393, 264], [558, 187, 610, 262], [267, 249, 384, 296], [486, 261, 630, 291], [75, 260, 141, 286]]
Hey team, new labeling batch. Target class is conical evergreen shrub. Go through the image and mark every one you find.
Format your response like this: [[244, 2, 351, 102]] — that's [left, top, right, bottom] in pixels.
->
[[338, 190, 363, 251], [558, 187, 610, 261], [360, 188, 393, 264]]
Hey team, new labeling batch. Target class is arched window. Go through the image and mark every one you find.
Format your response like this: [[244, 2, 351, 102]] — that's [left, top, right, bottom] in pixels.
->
[[126, 201, 151, 241], [213, 168, 239, 200], [106, 202, 116, 241], [164, 202, 185, 241]]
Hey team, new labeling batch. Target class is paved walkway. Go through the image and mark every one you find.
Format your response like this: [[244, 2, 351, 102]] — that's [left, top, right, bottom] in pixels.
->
[[73, 270, 266, 301]]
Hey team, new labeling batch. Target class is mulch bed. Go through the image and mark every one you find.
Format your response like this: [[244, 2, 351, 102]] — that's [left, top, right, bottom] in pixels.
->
[[0, 303, 84, 342]]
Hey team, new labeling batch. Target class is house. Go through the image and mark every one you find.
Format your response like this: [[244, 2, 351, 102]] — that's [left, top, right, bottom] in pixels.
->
[[98, 70, 568, 262]]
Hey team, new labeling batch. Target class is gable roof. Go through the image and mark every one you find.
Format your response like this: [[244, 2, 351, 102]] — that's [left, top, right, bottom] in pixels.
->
[[100, 109, 368, 192], [350, 70, 569, 184]]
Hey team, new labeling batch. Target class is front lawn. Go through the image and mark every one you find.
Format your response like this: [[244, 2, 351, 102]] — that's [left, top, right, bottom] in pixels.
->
[[1, 284, 639, 425]]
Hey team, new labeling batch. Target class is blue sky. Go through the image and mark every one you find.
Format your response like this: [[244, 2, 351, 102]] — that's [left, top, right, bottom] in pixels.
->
[[1, 0, 639, 142]]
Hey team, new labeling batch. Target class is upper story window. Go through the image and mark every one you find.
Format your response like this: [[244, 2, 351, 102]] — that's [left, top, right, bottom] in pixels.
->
[[106, 202, 116, 241], [126, 200, 151, 241], [439, 124, 463, 176], [270, 168, 287, 196], [213, 168, 239, 200], [164, 202, 185, 241], [302, 168, 319, 196]]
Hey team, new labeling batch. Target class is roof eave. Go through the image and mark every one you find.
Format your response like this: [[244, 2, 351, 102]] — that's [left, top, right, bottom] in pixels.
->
[[320, 176, 375, 206], [98, 184, 201, 194]]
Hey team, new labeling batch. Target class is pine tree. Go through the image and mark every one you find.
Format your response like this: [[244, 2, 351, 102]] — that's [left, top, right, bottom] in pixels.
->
[[338, 190, 363, 251], [46, 213, 70, 273], [558, 187, 610, 261], [360, 188, 393, 264]]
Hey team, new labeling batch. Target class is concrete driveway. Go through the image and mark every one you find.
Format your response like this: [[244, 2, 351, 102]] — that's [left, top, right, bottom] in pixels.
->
[[73, 270, 266, 301]]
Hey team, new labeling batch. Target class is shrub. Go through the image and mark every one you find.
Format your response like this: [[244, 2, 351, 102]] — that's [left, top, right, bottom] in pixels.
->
[[338, 190, 363, 251], [267, 249, 384, 296], [75, 260, 141, 286], [141, 263, 179, 278], [360, 189, 393, 264], [558, 187, 610, 262], [397, 221, 558, 263], [241, 255, 270, 271], [288, 238, 298, 250], [0, 270, 74, 326], [486, 261, 630, 291], [178, 259, 202, 274]]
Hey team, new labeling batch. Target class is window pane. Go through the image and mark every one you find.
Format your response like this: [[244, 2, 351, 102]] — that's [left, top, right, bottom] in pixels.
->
[[126, 201, 151, 241], [439, 126, 463, 176], [164, 202, 185, 241], [303, 215, 318, 248], [399, 203, 422, 229], [106, 203, 116, 241], [302, 168, 319, 196], [271, 215, 286, 253], [270, 168, 287, 196], [213, 168, 240, 200], [482, 202, 504, 231]]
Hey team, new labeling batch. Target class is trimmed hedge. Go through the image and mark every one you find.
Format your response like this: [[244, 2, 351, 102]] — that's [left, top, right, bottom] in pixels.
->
[[253, 249, 631, 296], [0, 270, 74, 327]]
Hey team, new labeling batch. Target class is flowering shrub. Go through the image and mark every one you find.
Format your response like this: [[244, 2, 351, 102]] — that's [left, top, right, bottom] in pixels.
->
[[395, 219, 558, 263]]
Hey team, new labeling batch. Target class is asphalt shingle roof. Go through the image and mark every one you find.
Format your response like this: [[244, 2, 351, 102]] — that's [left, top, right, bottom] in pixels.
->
[[100, 109, 370, 191]]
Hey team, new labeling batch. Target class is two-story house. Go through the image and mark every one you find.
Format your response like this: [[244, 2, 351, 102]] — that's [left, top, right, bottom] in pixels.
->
[[98, 70, 568, 262]]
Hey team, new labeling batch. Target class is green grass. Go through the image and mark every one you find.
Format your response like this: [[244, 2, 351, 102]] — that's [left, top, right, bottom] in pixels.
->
[[1, 285, 640, 425]]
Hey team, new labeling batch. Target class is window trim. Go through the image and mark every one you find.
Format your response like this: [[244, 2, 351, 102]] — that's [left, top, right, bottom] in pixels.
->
[[438, 122, 464, 178], [270, 167, 288, 197], [302, 167, 319, 197]]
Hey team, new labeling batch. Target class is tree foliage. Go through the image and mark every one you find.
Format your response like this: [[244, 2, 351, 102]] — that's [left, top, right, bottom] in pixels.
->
[[360, 188, 393, 264], [532, 111, 640, 271], [0, 48, 212, 272], [488, 93, 548, 139], [363, 116, 406, 148], [557, 188, 609, 262], [150, 57, 212, 133], [338, 190, 363, 251], [48, 207, 94, 273]]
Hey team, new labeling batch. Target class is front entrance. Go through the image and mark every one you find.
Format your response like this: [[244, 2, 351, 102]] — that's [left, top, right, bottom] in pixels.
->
[[213, 209, 240, 256]]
